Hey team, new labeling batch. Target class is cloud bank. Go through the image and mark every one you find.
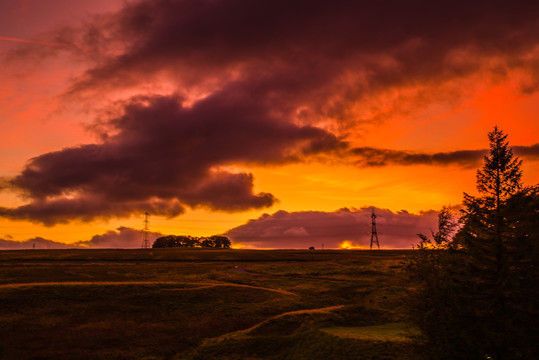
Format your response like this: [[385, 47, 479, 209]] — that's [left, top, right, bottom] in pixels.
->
[[0, 237, 76, 250], [0, 94, 344, 225], [0, 226, 162, 249], [65, 0, 539, 102], [76, 226, 162, 248], [1, 0, 538, 224], [352, 144, 539, 168], [225, 207, 440, 249]]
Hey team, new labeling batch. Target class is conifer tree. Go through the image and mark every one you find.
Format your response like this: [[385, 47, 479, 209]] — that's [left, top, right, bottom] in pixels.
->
[[408, 127, 538, 360], [456, 127, 527, 359]]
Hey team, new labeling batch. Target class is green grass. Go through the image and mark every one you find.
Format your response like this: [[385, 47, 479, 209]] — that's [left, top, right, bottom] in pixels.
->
[[320, 322, 419, 342], [0, 249, 416, 359]]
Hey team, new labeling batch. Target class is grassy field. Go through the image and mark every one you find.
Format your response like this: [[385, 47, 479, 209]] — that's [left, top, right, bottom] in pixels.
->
[[0, 249, 417, 360]]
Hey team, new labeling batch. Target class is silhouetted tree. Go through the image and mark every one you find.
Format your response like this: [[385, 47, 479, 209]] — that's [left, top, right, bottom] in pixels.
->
[[152, 235, 199, 248], [179, 235, 200, 247], [209, 235, 231, 248], [407, 127, 538, 360], [416, 205, 458, 247], [199, 235, 231, 248], [199, 236, 213, 248], [152, 235, 176, 248], [153, 235, 231, 248], [407, 207, 472, 359]]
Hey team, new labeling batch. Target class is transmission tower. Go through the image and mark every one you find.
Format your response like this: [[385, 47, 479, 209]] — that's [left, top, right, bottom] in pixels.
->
[[141, 212, 151, 249], [370, 208, 380, 250]]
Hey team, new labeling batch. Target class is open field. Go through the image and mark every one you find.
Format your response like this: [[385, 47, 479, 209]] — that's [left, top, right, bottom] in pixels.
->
[[0, 249, 417, 360]]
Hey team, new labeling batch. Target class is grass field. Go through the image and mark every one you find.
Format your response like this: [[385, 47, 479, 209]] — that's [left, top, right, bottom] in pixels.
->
[[0, 249, 417, 359]]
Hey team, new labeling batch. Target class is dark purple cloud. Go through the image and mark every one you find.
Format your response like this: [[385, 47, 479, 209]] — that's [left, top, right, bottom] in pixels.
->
[[76, 226, 162, 248], [8, 0, 539, 125], [0, 196, 184, 226], [513, 144, 539, 160], [351, 144, 539, 168], [53, 0, 539, 142], [225, 207, 440, 249], [0, 227, 162, 249], [1, 93, 343, 224], [0, 237, 75, 250], [67, 0, 539, 98]]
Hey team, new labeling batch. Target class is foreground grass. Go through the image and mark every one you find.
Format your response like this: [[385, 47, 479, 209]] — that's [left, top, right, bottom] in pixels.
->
[[321, 323, 419, 342], [0, 249, 415, 359]]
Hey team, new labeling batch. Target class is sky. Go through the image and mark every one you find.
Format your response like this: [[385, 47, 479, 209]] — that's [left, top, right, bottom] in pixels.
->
[[0, 0, 537, 249]]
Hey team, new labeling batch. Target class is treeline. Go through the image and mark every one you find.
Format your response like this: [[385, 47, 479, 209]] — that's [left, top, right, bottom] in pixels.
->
[[152, 235, 231, 249]]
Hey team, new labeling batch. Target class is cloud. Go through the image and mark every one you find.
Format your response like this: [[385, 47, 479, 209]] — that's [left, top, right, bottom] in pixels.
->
[[351, 148, 487, 168], [0, 196, 185, 226], [513, 144, 539, 160], [0, 226, 163, 249], [225, 207, 440, 249], [351, 144, 539, 167], [1, 93, 343, 225], [5, 0, 538, 124], [0, 236, 75, 249], [49, 0, 539, 141], [68, 0, 539, 91], [9, 0, 531, 127], [76, 226, 162, 248]]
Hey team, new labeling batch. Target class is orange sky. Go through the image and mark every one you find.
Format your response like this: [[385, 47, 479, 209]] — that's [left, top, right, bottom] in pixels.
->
[[0, 0, 537, 248]]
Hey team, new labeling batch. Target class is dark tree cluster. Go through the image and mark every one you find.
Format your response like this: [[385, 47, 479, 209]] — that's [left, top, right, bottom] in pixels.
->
[[407, 127, 538, 360], [152, 235, 231, 249]]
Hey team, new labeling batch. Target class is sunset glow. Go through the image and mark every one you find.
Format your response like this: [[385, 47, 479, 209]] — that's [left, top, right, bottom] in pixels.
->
[[0, 0, 537, 249], [339, 241, 368, 250]]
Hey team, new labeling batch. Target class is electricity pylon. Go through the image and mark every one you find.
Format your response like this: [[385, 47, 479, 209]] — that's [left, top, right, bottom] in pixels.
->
[[141, 212, 151, 249], [370, 208, 380, 249]]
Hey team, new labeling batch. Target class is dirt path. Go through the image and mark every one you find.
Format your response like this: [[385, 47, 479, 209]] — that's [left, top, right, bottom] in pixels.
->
[[241, 305, 345, 333], [212, 304, 345, 341], [0, 280, 297, 296]]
